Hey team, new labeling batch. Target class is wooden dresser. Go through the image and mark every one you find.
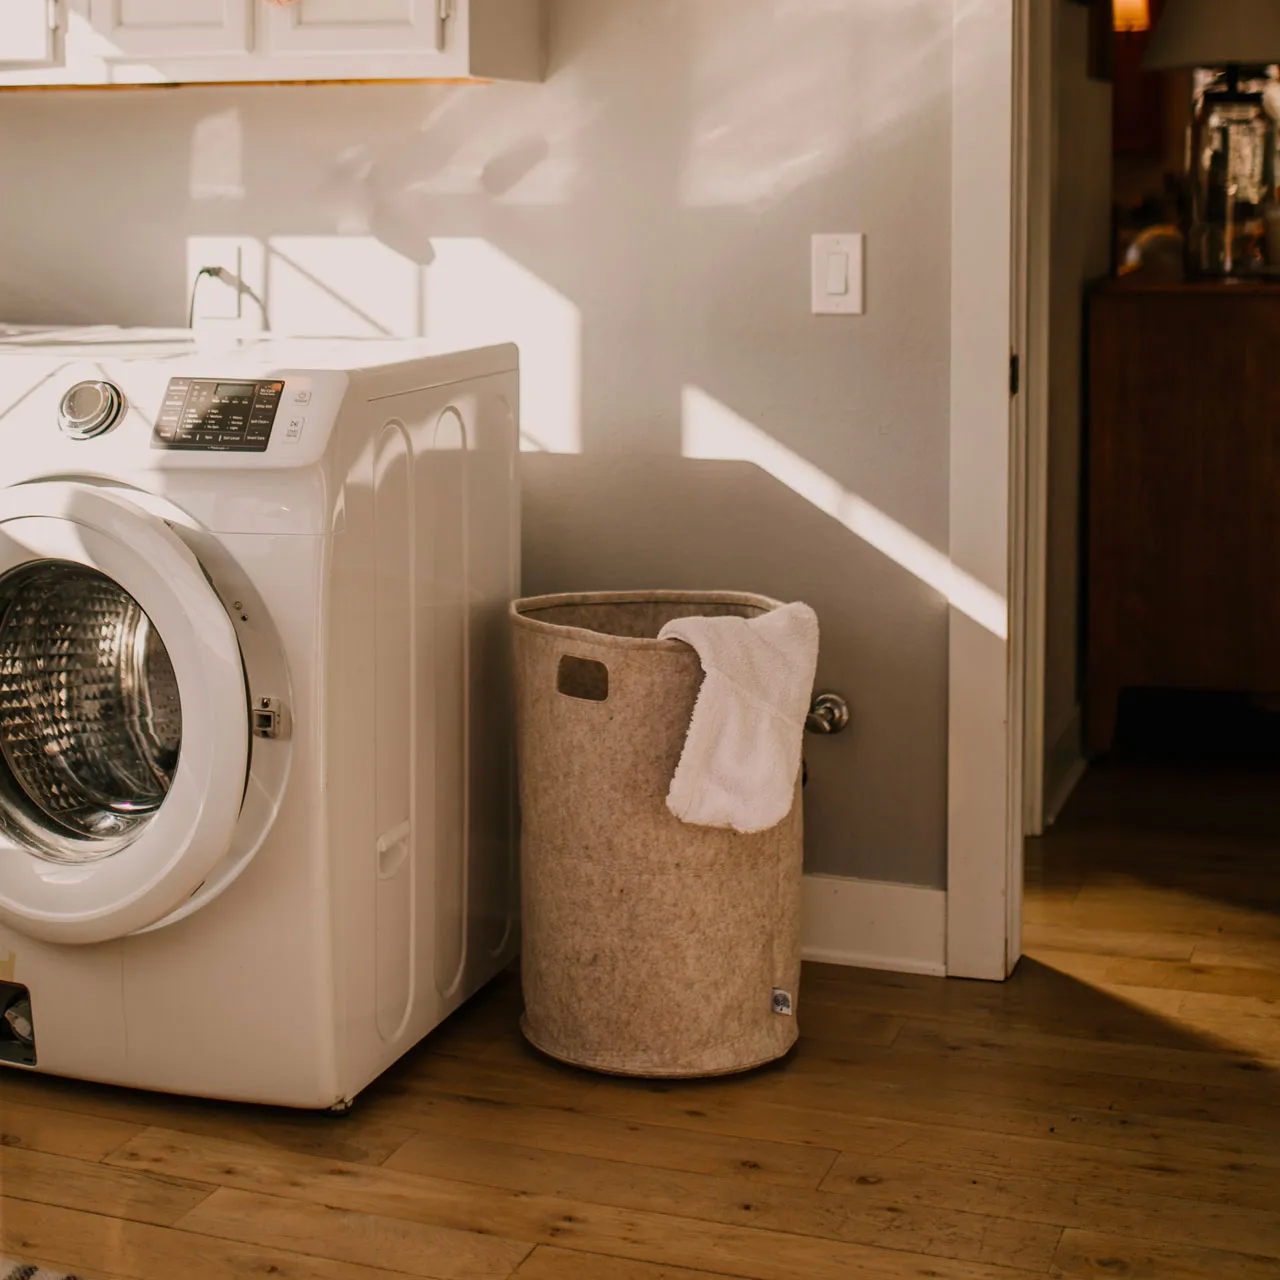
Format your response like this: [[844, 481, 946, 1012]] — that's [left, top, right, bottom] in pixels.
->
[[1087, 279, 1280, 751]]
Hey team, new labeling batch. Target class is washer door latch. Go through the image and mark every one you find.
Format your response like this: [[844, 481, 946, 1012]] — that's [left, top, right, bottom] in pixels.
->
[[252, 696, 289, 740]]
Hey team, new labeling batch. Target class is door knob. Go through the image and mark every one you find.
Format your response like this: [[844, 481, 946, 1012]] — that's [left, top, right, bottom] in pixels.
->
[[805, 692, 850, 735]]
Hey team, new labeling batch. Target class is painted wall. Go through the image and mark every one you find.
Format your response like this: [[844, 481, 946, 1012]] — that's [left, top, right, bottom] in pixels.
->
[[1044, 0, 1112, 806], [0, 0, 955, 887]]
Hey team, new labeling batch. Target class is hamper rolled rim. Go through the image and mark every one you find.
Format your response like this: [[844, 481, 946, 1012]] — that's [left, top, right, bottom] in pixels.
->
[[510, 589, 783, 652]]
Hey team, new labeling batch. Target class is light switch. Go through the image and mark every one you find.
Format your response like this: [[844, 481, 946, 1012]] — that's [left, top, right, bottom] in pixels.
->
[[825, 252, 849, 296], [812, 234, 864, 315]]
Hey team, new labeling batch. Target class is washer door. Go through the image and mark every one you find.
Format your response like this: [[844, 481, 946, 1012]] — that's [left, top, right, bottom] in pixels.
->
[[0, 483, 249, 944]]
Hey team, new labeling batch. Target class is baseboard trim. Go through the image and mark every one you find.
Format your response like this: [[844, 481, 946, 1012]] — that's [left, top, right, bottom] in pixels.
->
[[1044, 707, 1087, 826], [801, 873, 947, 976]]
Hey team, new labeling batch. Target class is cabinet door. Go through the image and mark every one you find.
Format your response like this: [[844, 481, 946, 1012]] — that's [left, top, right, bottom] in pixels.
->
[[88, 0, 253, 56], [262, 0, 445, 54], [0, 0, 60, 68]]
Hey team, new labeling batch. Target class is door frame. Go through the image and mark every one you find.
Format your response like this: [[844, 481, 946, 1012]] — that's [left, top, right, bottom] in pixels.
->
[[945, 0, 1048, 980], [1016, 0, 1056, 843]]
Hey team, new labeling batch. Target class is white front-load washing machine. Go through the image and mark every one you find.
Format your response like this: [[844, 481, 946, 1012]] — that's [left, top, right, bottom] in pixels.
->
[[0, 329, 520, 1108]]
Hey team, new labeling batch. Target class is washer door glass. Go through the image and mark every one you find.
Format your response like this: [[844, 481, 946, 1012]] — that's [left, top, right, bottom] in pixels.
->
[[0, 561, 183, 863]]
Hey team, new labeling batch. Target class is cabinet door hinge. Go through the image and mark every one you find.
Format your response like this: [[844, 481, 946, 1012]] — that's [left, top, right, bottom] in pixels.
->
[[437, 0, 454, 48], [1009, 352, 1021, 397]]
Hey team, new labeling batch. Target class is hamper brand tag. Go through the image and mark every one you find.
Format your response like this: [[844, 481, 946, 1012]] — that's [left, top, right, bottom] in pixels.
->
[[771, 989, 794, 1016]]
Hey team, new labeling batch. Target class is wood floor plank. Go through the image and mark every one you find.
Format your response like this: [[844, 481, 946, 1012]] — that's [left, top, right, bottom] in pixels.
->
[[369, 1052, 597, 1112], [357, 1089, 840, 1189], [0, 1197, 436, 1280], [1166, 988, 1280, 1027], [573, 1079, 914, 1155], [820, 1149, 1280, 1259], [0, 1146, 213, 1227], [1167, 1016, 1280, 1060], [109, 1127, 1047, 1280], [1190, 941, 1280, 972], [575, 1073, 1280, 1212], [739, 1033, 1280, 1147], [889, 1019, 1276, 1092], [0, 1072, 418, 1165], [512, 1249, 755, 1280], [876, 1116, 1280, 1214], [0, 1097, 143, 1162], [383, 1128, 1061, 1271], [579, 1059, 1280, 1167], [177, 1187, 533, 1279], [1102, 956, 1280, 1001], [1021, 921, 1197, 961], [1052, 1228, 1280, 1279], [1031, 894, 1280, 942], [793, 962, 1213, 1049]]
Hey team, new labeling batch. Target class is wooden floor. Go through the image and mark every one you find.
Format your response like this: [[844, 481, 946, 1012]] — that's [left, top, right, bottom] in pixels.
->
[[3, 759, 1280, 1279]]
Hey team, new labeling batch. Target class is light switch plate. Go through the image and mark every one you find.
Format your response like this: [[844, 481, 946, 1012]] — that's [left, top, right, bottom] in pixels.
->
[[811, 233, 864, 315]]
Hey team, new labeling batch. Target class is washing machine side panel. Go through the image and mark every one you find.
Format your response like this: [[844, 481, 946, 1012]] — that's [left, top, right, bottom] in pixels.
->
[[459, 373, 522, 974], [0, 926, 127, 1085], [330, 370, 521, 1102]]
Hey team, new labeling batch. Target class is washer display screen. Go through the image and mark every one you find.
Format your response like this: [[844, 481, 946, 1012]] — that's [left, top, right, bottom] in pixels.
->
[[152, 378, 284, 452]]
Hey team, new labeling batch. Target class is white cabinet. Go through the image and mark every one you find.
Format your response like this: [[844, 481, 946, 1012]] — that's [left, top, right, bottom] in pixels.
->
[[0, 0, 545, 86], [262, 0, 443, 55], [87, 0, 253, 56], [0, 0, 60, 69]]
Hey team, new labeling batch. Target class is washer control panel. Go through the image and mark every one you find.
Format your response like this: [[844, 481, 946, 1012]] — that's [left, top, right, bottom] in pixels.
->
[[151, 378, 285, 452]]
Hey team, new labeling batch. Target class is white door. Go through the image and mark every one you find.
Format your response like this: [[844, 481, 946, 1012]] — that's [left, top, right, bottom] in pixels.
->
[[262, 0, 444, 55], [0, 0, 60, 69], [88, 0, 253, 56], [0, 483, 250, 945]]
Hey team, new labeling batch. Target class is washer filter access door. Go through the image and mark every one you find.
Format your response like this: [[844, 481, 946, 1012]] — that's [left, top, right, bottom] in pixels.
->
[[0, 482, 249, 944]]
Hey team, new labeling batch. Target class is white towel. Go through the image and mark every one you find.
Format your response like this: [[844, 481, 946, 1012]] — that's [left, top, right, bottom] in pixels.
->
[[658, 603, 820, 833]]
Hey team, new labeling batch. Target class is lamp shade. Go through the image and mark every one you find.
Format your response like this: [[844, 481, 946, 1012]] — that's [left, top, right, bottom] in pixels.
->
[[1114, 0, 1150, 34], [1144, 0, 1280, 69]]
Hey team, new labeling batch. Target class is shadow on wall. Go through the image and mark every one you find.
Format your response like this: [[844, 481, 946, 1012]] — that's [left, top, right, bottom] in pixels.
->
[[0, 0, 977, 889]]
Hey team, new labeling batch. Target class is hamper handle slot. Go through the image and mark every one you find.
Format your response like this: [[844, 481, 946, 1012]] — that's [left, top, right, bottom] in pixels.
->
[[557, 655, 609, 702]]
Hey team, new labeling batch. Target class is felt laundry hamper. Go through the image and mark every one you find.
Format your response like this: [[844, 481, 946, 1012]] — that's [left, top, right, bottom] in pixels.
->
[[512, 590, 804, 1078]]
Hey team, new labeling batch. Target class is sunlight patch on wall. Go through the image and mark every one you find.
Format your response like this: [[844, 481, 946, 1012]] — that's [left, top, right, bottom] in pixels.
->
[[421, 239, 581, 454], [268, 236, 421, 337], [681, 386, 1006, 638]]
